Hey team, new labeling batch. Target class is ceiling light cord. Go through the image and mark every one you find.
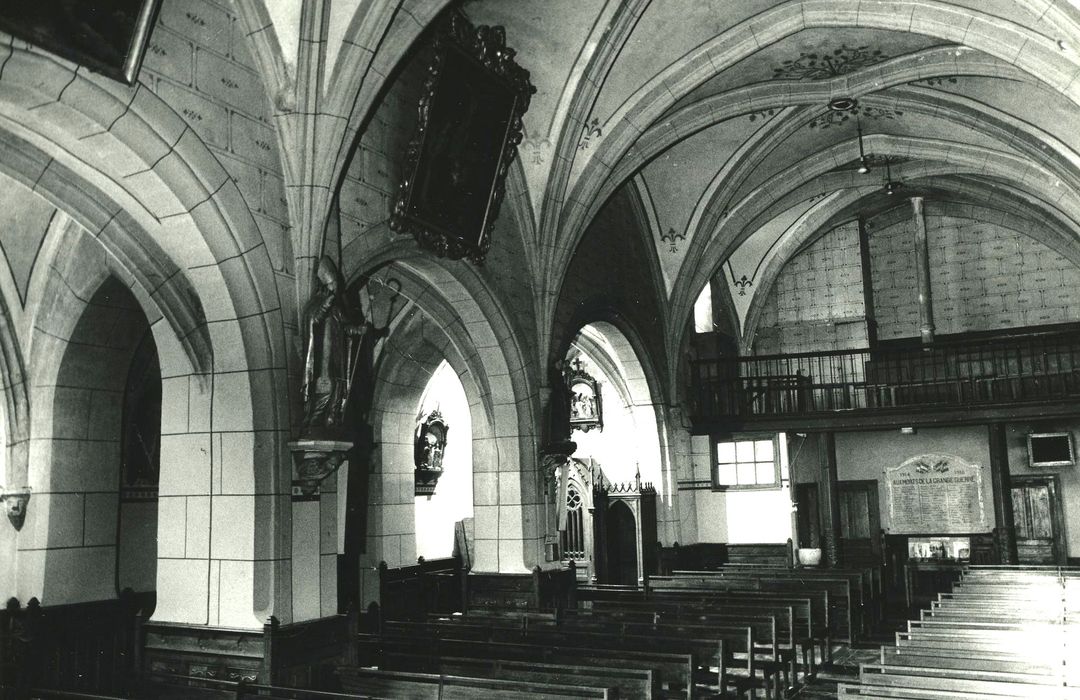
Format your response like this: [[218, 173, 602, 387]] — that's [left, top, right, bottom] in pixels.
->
[[856, 117, 870, 174]]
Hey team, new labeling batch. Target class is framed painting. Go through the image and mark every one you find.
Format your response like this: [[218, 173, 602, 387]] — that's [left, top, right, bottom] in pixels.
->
[[0, 0, 162, 84], [390, 11, 534, 264]]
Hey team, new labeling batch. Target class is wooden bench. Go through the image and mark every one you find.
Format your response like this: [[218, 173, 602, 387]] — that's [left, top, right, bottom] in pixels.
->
[[646, 575, 834, 662], [526, 616, 777, 699], [373, 652, 657, 699], [716, 563, 882, 629], [878, 647, 1070, 684], [554, 606, 796, 691], [843, 567, 1079, 698], [357, 633, 695, 700], [337, 667, 619, 699], [412, 613, 776, 698], [135, 671, 374, 699], [582, 582, 823, 674], [855, 665, 1080, 698], [672, 567, 864, 642], [380, 621, 727, 696], [838, 682, 1061, 698]]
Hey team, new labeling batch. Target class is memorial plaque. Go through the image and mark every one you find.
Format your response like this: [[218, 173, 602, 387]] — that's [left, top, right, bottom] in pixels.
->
[[884, 454, 989, 534]]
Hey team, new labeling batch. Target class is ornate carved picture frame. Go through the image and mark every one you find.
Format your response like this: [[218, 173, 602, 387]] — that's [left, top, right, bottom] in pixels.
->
[[390, 11, 534, 264], [566, 359, 603, 433], [0, 0, 163, 84]]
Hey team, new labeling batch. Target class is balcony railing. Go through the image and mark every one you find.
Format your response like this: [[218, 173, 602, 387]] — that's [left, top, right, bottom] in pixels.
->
[[692, 328, 1080, 421]]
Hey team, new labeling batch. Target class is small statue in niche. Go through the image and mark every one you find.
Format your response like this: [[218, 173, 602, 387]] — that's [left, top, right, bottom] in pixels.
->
[[420, 430, 445, 472], [415, 409, 449, 496], [301, 256, 382, 436], [566, 357, 603, 433]]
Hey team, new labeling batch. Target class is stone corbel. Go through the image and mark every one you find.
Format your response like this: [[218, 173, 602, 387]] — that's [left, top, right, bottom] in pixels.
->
[[540, 451, 572, 488], [288, 440, 352, 497], [0, 486, 31, 530]]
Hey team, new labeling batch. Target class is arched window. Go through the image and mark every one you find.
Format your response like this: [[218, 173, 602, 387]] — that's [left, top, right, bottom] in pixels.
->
[[414, 360, 473, 559], [560, 481, 586, 561]]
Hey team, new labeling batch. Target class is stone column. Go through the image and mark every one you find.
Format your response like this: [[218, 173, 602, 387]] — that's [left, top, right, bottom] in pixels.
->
[[988, 423, 1018, 564], [857, 217, 878, 348], [817, 432, 842, 568], [290, 474, 339, 622], [911, 197, 935, 344]]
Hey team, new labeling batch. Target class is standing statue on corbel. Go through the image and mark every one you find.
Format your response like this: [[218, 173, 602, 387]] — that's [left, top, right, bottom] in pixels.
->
[[290, 256, 387, 495]]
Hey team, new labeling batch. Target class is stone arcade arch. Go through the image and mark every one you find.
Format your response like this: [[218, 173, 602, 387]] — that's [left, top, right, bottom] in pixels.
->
[[0, 47, 292, 628], [19, 270, 158, 605], [565, 320, 680, 549], [344, 253, 539, 608]]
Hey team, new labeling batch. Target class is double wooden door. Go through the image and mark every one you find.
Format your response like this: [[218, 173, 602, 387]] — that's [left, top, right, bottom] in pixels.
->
[[1010, 476, 1065, 564]]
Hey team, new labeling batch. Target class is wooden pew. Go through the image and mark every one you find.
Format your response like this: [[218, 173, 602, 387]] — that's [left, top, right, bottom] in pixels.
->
[[670, 567, 863, 643], [523, 616, 777, 699], [556, 600, 799, 689], [840, 567, 1080, 698], [553, 606, 795, 690], [718, 563, 882, 630], [357, 633, 695, 700], [645, 575, 834, 663], [134, 672, 370, 699], [380, 620, 728, 697], [337, 667, 619, 699], [407, 613, 775, 698], [855, 665, 1080, 698], [374, 651, 657, 699], [838, 682, 1058, 698], [878, 647, 1069, 683], [581, 582, 822, 676]]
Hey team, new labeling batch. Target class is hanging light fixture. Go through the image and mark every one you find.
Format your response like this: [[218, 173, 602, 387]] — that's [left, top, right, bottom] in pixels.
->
[[883, 158, 898, 195], [827, 97, 871, 175], [856, 118, 870, 174]]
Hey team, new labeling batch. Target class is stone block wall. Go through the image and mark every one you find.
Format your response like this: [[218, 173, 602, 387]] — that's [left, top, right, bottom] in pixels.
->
[[338, 47, 428, 251], [141, 0, 293, 287]]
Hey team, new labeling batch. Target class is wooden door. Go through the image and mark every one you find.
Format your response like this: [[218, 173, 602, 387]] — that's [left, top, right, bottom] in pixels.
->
[[1010, 476, 1064, 564], [605, 501, 639, 585], [795, 483, 820, 549], [839, 480, 882, 568]]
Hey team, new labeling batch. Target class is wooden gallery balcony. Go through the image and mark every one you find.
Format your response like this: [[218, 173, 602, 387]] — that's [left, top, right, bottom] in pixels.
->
[[690, 328, 1080, 431]]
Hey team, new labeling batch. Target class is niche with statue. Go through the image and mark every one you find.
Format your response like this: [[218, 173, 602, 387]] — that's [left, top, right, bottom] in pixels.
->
[[415, 409, 449, 496]]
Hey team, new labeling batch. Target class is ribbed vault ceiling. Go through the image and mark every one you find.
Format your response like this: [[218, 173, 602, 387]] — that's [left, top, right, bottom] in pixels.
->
[[457, 0, 1080, 354]]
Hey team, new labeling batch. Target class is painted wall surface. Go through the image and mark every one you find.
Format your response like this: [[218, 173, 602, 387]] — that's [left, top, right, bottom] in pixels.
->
[[834, 426, 995, 533], [1004, 419, 1080, 558], [750, 204, 1080, 353], [684, 435, 794, 544], [869, 206, 1080, 340], [754, 221, 867, 354]]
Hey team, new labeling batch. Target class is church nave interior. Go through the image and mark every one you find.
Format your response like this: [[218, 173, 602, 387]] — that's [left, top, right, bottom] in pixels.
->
[[1, 1, 1080, 698]]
